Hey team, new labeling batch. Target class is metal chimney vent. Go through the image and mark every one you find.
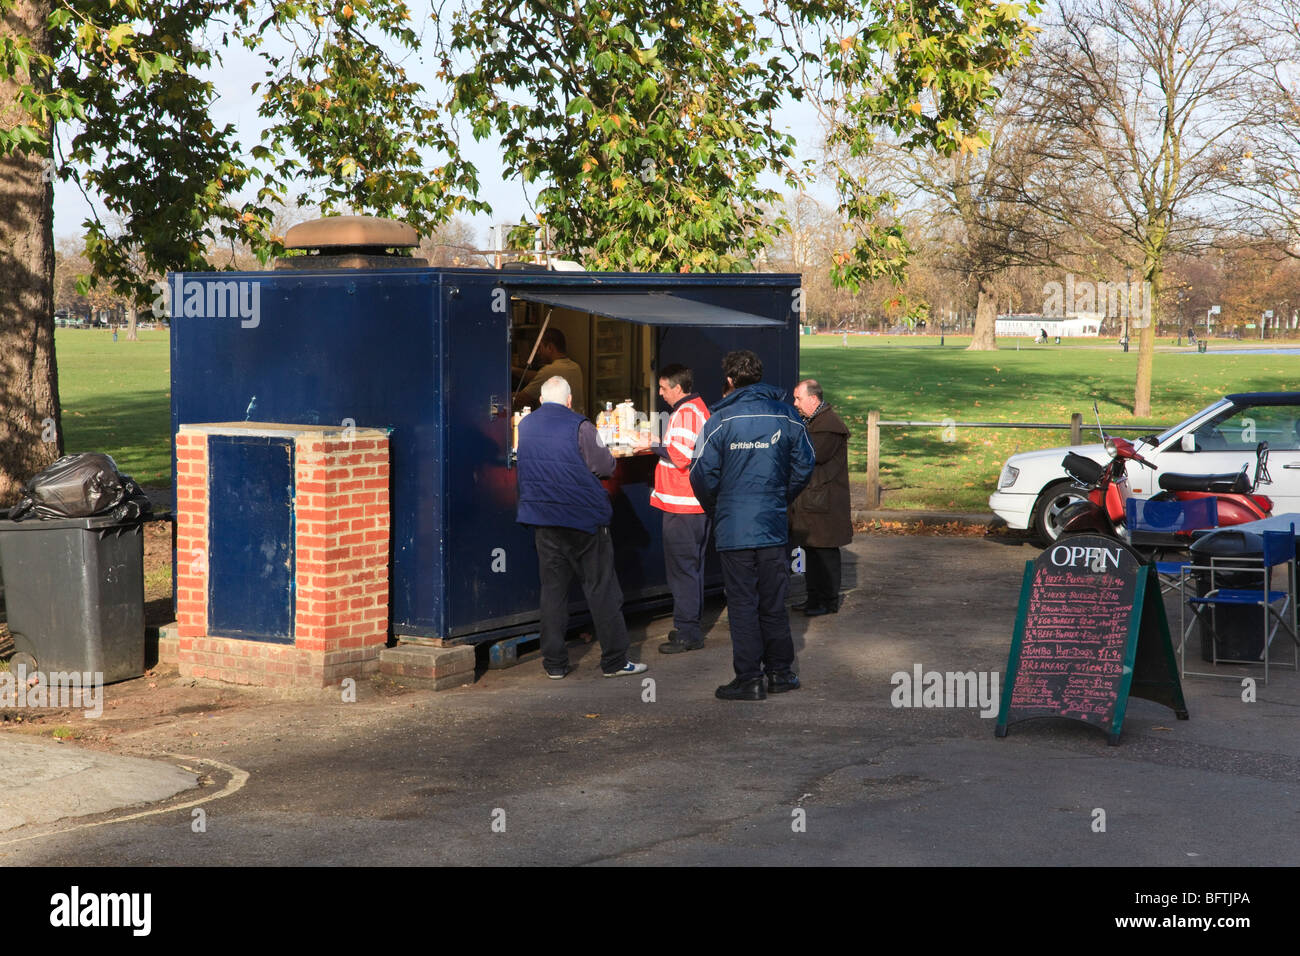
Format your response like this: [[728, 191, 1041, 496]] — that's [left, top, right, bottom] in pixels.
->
[[275, 215, 428, 270]]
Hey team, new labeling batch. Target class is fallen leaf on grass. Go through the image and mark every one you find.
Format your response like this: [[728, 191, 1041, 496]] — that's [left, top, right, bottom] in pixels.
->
[[853, 520, 989, 537]]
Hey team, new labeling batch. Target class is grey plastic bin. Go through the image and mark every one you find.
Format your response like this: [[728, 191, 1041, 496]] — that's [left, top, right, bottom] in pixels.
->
[[0, 514, 146, 683]]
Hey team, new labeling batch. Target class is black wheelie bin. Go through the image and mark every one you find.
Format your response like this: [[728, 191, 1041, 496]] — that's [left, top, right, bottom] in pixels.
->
[[0, 512, 147, 683]]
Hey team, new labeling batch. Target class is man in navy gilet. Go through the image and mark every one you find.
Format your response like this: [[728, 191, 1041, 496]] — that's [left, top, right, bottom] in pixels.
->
[[516, 376, 648, 680]]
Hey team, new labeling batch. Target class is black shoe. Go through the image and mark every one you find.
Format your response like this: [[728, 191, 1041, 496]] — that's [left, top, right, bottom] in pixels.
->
[[767, 670, 800, 693], [545, 664, 573, 680], [803, 604, 832, 617], [715, 677, 767, 701], [659, 638, 704, 654], [791, 601, 808, 611]]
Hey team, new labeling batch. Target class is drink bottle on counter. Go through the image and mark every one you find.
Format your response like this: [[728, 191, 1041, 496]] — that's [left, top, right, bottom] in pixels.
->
[[597, 402, 614, 446]]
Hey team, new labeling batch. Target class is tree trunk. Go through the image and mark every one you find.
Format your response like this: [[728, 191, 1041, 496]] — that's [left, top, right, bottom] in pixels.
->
[[127, 303, 139, 341], [1132, 261, 1161, 418], [966, 275, 998, 351], [0, 0, 62, 505]]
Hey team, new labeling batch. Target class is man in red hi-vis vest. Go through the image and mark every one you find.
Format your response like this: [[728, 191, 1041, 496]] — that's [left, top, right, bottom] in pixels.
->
[[639, 364, 712, 654]]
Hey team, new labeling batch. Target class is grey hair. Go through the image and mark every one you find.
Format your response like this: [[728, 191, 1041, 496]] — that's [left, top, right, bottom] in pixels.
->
[[539, 375, 571, 404]]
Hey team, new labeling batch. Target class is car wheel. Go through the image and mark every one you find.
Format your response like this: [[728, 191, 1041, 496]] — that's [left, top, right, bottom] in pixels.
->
[[1031, 480, 1087, 544]]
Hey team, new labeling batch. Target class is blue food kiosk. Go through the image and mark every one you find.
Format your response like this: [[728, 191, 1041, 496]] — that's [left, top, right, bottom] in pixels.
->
[[170, 251, 801, 647]]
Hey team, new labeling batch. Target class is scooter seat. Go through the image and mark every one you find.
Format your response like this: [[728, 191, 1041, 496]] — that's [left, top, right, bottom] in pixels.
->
[[1158, 467, 1250, 494], [1062, 452, 1103, 484]]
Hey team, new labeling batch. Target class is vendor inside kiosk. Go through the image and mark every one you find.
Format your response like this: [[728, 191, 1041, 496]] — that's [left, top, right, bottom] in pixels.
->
[[510, 299, 657, 455]]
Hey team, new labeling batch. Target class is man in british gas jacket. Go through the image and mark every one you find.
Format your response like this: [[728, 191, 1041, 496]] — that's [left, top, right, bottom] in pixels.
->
[[689, 350, 814, 701]]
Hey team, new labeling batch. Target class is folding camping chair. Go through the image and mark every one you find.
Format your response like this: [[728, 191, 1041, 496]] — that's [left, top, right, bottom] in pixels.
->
[[1125, 496, 1218, 596], [1178, 524, 1300, 684]]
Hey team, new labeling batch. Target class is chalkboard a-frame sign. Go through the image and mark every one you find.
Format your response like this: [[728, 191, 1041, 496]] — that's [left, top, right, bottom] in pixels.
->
[[995, 534, 1188, 745]]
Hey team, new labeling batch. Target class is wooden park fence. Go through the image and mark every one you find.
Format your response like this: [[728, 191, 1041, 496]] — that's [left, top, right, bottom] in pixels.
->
[[861, 410, 1169, 509]]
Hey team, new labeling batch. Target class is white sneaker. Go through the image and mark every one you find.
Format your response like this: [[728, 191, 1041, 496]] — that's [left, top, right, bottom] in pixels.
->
[[603, 661, 648, 678]]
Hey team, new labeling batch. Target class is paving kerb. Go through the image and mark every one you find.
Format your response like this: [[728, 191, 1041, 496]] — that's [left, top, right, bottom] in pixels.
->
[[1, 530, 1296, 864], [0, 737, 198, 833]]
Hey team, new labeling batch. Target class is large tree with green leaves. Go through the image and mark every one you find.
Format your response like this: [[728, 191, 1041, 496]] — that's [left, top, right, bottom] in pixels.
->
[[443, 0, 1041, 276], [443, 0, 804, 271], [3, 0, 1049, 501], [250, 0, 486, 230], [0, 0, 477, 500], [1, 0, 227, 498]]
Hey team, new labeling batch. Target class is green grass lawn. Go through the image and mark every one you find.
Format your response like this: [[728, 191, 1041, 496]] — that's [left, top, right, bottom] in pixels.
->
[[799, 334, 1300, 511], [52, 327, 1299, 509], [56, 328, 171, 486]]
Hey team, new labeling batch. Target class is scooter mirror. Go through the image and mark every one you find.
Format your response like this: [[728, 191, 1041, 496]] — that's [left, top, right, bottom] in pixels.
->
[[1181, 433, 1196, 453]]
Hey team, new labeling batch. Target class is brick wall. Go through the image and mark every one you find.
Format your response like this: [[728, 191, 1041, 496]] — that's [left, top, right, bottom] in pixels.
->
[[168, 423, 391, 687], [174, 431, 209, 640], [294, 436, 391, 656]]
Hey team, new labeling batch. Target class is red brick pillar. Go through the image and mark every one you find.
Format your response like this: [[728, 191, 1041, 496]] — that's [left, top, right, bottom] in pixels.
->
[[167, 423, 391, 688], [293, 434, 392, 683], [175, 431, 209, 640]]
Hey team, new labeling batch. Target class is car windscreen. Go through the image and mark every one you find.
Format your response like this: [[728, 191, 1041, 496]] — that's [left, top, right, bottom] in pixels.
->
[[1151, 399, 1233, 447], [1189, 401, 1300, 452]]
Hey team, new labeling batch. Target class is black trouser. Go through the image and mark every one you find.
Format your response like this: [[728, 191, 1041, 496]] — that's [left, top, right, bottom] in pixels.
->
[[662, 511, 710, 645], [804, 546, 842, 610], [719, 545, 794, 681], [534, 525, 630, 674]]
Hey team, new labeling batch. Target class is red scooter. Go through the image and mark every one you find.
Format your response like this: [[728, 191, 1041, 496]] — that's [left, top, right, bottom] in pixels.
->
[[1056, 412, 1271, 547]]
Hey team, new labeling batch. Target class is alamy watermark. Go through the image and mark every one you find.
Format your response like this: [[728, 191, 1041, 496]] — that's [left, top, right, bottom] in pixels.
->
[[49, 886, 150, 936], [1, 665, 103, 718], [1043, 274, 1152, 328], [158, 276, 262, 328], [890, 663, 999, 718]]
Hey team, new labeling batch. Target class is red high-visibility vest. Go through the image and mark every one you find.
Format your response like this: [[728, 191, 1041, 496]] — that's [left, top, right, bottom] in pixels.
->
[[651, 395, 710, 514]]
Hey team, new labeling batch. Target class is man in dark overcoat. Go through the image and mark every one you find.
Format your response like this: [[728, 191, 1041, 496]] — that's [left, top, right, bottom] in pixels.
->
[[789, 379, 853, 616]]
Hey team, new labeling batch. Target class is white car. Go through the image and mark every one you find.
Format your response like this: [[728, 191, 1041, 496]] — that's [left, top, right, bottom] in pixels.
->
[[990, 392, 1300, 543]]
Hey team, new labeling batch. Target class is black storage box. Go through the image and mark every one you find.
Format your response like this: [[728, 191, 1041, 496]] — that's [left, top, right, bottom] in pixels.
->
[[1187, 528, 1271, 662]]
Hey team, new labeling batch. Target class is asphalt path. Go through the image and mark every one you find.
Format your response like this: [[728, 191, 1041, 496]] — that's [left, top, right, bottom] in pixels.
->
[[2, 534, 1297, 868]]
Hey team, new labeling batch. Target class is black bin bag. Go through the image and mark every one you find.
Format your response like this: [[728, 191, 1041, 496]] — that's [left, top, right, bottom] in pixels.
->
[[7, 452, 152, 522]]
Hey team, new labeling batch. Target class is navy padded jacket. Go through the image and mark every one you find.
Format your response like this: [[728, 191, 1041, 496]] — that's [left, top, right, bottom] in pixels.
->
[[688, 382, 814, 551], [516, 403, 612, 533]]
